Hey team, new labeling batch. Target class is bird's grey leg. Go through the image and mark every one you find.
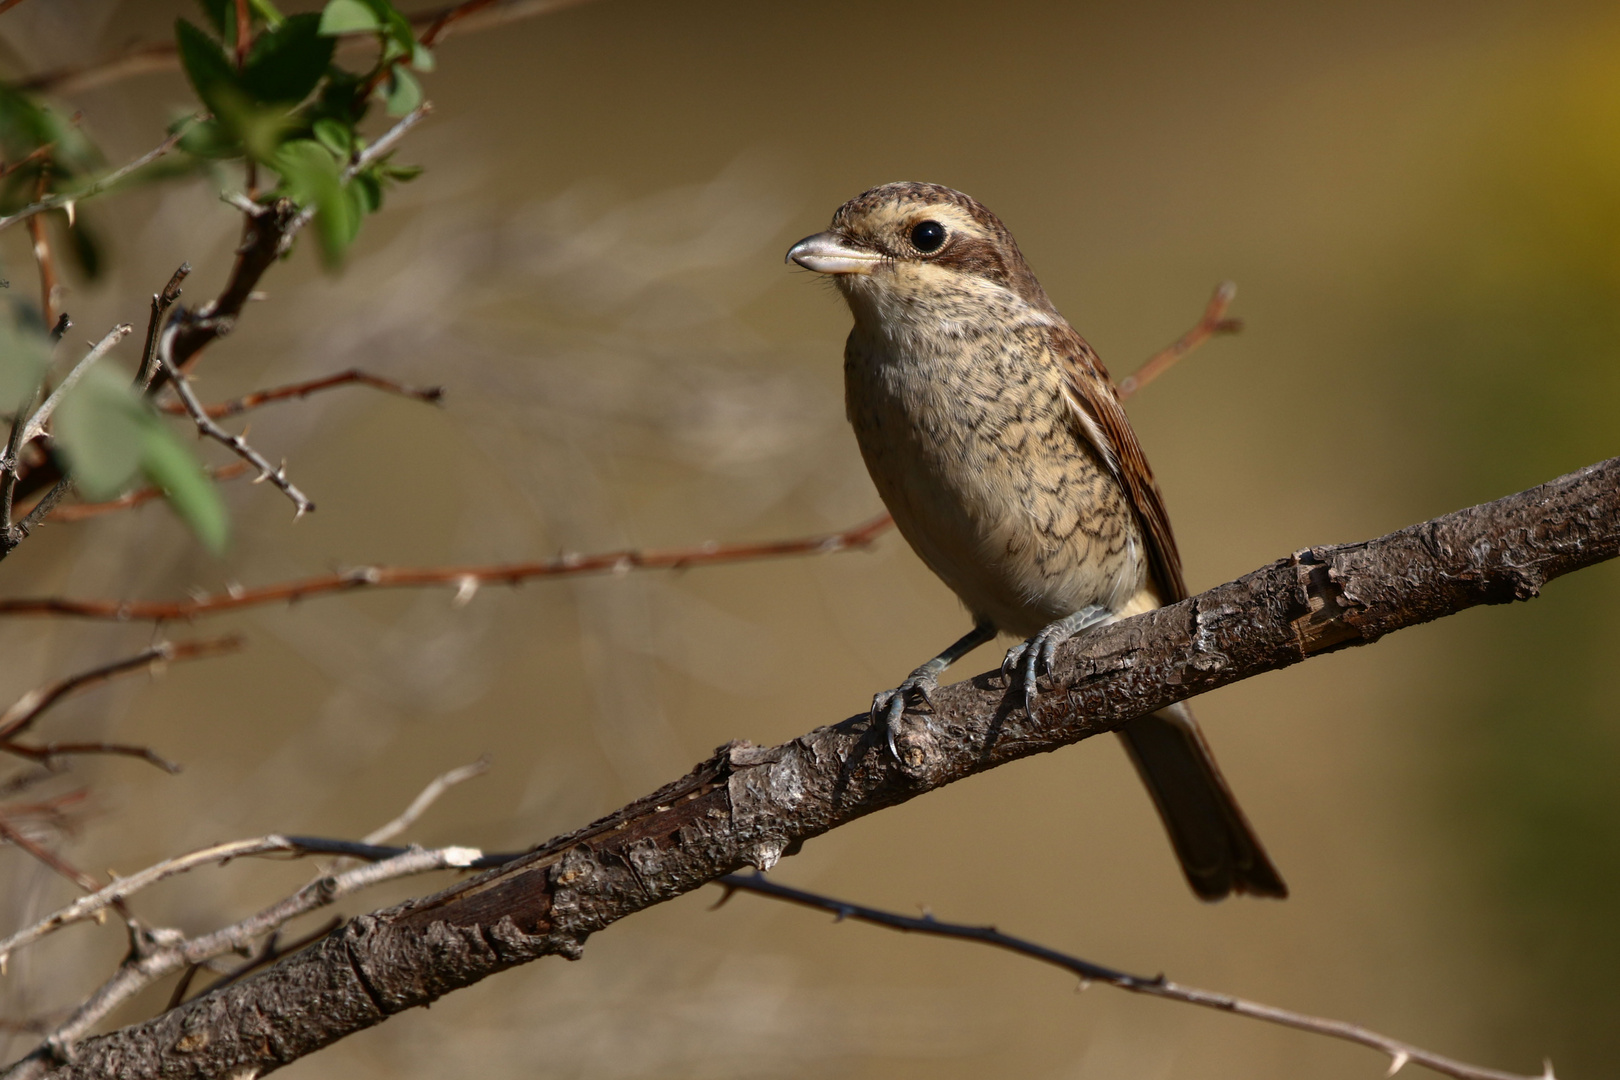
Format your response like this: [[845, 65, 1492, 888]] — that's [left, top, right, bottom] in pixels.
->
[[1001, 605, 1112, 713], [875, 619, 998, 759]]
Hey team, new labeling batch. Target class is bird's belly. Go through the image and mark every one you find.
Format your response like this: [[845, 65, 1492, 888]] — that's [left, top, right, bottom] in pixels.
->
[[847, 347, 1145, 638]]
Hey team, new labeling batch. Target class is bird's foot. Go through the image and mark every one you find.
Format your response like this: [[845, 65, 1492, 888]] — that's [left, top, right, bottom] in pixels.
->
[[1002, 605, 1111, 713], [872, 666, 942, 761]]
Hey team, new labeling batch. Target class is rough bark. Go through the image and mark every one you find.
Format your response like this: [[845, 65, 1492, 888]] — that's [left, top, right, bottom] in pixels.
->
[[25, 456, 1620, 1080]]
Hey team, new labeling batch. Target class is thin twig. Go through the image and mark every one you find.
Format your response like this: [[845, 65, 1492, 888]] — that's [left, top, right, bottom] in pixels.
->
[[18, 324, 134, 446], [363, 757, 489, 845], [0, 513, 895, 621], [0, 637, 242, 742], [0, 815, 101, 894], [24, 170, 57, 327], [157, 368, 444, 421], [1115, 281, 1240, 398], [0, 391, 36, 538], [19, 0, 602, 95], [5, 843, 482, 1068], [713, 874, 1550, 1080], [0, 765, 493, 1071], [156, 332, 316, 517], [0, 741, 180, 775], [134, 264, 189, 392], [43, 463, 250, 522], [0, 123, 197, 235]]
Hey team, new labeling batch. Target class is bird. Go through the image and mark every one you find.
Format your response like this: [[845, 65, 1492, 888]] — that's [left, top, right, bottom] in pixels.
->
[[786, 181, 1286, 900]]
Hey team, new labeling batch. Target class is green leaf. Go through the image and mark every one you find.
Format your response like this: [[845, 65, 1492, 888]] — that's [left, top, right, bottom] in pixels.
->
[[54, 363, 146, 499], [175, 18, 244, 119], [379, 66, 420, 117], [351, 169, 381, 213], [248, 0, 285, 27], [0, 313, 50, 410], [410, 41, 434, 73], [139, 423, 228, 552], [312, 116, 352, 155], [273, 138, 353, 264], [177, 116, 243, 159], [318, 0, 380, 34], [243, 12, 334, 104], [195, 0, 234, 45], [54, 361, 228, 551], [380, 161, 422, 182]]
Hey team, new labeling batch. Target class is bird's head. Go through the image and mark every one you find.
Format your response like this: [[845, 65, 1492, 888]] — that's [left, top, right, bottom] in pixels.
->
[[786, 182, 1055, 321]]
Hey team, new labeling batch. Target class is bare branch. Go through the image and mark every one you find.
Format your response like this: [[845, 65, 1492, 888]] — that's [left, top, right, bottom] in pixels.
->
[[19, 1, 602, 95], [133, 264, 189, 391], [156, 333, 316, 517], [43, 463, 250, 522], [21, 455, 1610, 1080], [715, 873, 1538, 1080], [156, 368, 445, 421], [0, 122, 196, 235], [363, 757, 489, 846], [2, 843, 483, 1074], [0, 512, 894, 621], [0, 741, 180, 775], [17, 324, 134, 447], [0, 637, 242, 742], [0, 815, 101, 895], [1116, 281, 1240, 397]]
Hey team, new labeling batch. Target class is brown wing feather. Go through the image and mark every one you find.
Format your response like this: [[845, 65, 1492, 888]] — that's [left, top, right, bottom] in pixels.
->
[[1047, 322, 1188, 602]]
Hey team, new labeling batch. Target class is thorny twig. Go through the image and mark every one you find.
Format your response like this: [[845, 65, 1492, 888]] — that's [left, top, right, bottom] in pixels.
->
[[712, 873, 1552, 1080], [0, 122, 197, 235], [0, 637, 242, 743], [155, 333, 316, 517], [156, 368, 445, 421], [0, 512, 895, 620], [19, 325, 134, 447], [43, 464, 250, 522], [134, 264, 189, 391]]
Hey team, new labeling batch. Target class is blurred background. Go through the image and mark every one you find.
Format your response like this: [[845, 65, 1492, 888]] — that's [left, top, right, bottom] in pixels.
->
[[1, 1, 1618, 1077]]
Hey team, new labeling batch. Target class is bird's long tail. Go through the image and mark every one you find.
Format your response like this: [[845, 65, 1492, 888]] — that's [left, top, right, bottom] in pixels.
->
[[1118, 701, 1287, 900]]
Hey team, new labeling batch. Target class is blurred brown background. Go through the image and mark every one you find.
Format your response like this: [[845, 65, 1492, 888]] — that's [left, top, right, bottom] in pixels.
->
[[2, 1, 1619, 1077]]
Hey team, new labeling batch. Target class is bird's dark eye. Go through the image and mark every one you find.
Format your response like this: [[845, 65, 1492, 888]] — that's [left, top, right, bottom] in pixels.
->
[[910, 220, 946, 253]]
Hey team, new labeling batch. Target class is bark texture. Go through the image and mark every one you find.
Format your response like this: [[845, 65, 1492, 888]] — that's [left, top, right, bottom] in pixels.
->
[[26, 456, 1620, 1080]]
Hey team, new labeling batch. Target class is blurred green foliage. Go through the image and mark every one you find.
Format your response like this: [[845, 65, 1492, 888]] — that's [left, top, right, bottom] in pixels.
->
[[1395, 33, 1620, 1077], [0, 0, 429, 551]]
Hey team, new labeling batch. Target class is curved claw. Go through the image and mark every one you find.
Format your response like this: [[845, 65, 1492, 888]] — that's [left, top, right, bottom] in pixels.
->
[[1003, 606, 1112, 715], [872, 669, 940, 761]]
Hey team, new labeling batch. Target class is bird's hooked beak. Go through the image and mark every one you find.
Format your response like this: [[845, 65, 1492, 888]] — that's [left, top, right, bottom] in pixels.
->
[[786, 231, 882, 275]]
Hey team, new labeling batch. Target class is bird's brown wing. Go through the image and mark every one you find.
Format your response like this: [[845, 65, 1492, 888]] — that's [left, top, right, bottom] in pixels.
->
[[1048, 321, 1188, 602], [1048, 321, 1286, 900]]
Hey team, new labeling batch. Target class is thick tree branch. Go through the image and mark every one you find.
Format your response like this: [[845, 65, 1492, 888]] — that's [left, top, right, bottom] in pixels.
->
[[14, 456, 1615, 1079]]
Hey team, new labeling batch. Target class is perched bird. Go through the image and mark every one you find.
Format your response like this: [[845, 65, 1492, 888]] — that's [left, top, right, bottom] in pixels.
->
[[786, 182, 1285, 900]]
